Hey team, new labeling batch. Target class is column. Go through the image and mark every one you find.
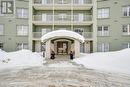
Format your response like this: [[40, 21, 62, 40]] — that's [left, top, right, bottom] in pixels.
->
[[74, 40, 80, 58], [35, 41, 41, 52], [45, 40, 51, 58]]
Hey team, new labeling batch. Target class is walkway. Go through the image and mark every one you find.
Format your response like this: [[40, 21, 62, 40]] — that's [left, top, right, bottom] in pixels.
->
[[0, 55, 130, 87], [0, 66, 130, 87], [45, 55, 72, 64]]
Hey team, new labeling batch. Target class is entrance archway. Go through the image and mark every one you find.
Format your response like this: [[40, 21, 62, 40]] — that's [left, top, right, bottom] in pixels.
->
[[41, 30, 85, 58]]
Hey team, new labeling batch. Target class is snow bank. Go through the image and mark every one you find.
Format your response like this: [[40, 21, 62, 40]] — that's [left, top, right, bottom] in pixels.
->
[[74, 48, 130, 74], [0, 49, 45, 69]]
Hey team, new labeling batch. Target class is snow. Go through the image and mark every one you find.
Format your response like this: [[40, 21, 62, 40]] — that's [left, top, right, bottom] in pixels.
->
[[1, 48, 130, 74], [73, 48, 130, 74], [41, 30, 85, 43], [0, 49, 45, 69], [48, 61, 76, 67]]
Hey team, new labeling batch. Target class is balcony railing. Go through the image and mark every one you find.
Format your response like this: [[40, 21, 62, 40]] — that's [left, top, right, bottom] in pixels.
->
[[122, 33, 130, 36], [33, 32, 42, 39], [33, 31, 93, 39], [33, 15, 92, 22], [82, 32, 93, 39], [33, 0, 92, 5]]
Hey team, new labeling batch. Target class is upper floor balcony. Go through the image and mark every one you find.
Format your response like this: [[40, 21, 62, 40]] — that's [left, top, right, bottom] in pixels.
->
[[32, 31, 93, 40], [32, 14, 93, 25], [32, 0, 93, 10]]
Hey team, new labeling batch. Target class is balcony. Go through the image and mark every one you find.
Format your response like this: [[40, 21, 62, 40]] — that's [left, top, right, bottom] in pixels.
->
[[32, 0, 92, 10], [32, 31, 93, 40], [32, 15, 92, 25]]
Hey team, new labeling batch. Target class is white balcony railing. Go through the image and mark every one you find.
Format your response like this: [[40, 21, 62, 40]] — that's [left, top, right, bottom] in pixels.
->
[[33, 15, 92, 22], [33, 32, 42, 39], [122, 32, 130, 36], [33, 0, 92, 5], [33, 31, 93, 39], [82, 32, 93, 39]]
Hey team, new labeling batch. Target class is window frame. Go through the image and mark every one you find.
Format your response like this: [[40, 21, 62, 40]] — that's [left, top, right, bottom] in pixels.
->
[[0, 24, 4, 35], [97, 8, 110, 19], [122, 43, 130, 49], [0, 42, 4, 50], [16, 8, 28, 19], [16, 25, 28, 36], [97, 43, 110, 52], [16, 43, 28, 50], [122, 24, 130, 35], [1, 1, 14, 14], [122, 5, 130, 17], [97, 25, 110, 36]]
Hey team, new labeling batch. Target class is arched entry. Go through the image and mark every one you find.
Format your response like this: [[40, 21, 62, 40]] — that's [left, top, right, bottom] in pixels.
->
[[41, 30, 85, 58], [51, 38, 74, 55]]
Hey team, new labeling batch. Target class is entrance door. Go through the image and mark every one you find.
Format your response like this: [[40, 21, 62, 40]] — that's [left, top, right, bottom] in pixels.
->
[[57, 41, 68, 54]]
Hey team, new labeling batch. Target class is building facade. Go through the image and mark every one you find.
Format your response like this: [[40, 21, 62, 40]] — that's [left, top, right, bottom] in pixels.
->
[[0, 0, 130, 55], [0, 0, 29, 52], [29, 0, 97, 55], [97, 0, 130, 52]]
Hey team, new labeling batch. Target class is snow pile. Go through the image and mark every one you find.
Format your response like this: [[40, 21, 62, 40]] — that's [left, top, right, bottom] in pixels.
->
[[48, 61, 76, 67], [0, 49, 7, 60], [74, 48, 130, 74], [41, 30, 85, 43], [0, 49, 45, 69]]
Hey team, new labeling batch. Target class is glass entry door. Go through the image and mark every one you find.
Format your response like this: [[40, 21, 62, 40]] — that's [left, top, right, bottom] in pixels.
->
[[57, 41, 68, 54]]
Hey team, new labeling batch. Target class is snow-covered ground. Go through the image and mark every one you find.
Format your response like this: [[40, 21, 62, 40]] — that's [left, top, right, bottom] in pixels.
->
[[47, 61, 76, 67], [0, 48, 130, 74], [74, 48, 130, 74], [0, 49, 45, 69]]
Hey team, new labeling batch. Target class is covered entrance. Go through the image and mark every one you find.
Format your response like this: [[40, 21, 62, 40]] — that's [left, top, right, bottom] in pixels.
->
[[41, 30, 85, 58], [57, 41, 68, 54]]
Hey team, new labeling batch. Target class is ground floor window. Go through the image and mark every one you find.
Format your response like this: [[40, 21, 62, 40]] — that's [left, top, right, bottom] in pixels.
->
[[0, 43, 3, 50], [97, 43, 109, 52], [122, 43, 130, 49], [80, 43, 85, 53], [0, 24, 4, 35], [16, 43, 28, 50], [122, 24, 130, 35]]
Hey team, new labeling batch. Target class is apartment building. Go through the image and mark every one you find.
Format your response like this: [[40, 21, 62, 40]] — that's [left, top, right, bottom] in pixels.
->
[[29, 0, 97, 57], [0, 0, 130, 56], [97, 0, 130, 52], [0, 0, 29, 52]]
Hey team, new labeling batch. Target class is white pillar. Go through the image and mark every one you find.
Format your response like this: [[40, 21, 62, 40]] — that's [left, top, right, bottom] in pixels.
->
[[45, 40, 51, 58], [35, 41, 41, 52], [74, 40, 80, 58]]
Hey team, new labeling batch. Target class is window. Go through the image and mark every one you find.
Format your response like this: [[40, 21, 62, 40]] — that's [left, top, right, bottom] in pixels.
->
[[97, 43, 109, 52], [73, 0, 79, 4], [42, 0, 52, 4], [98, 26, 109, 36], [17, 25, 28, 36], [73, 0, 84, 4], [122, 6, 130, 16], [97, 8, 109, 18], [16, 43, 28, 50], [122, 43, 130, 49], [73, 14, 84, 22], [0, 43, 3, 50], [0, 24, 4, 35], [1, 1, 14, 14], [0, 7, 4, 16], [16, 8, 28, 18], [58, 14, 67, 21], [122, 24, 130, 35], [74, 28, 84, 35]]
